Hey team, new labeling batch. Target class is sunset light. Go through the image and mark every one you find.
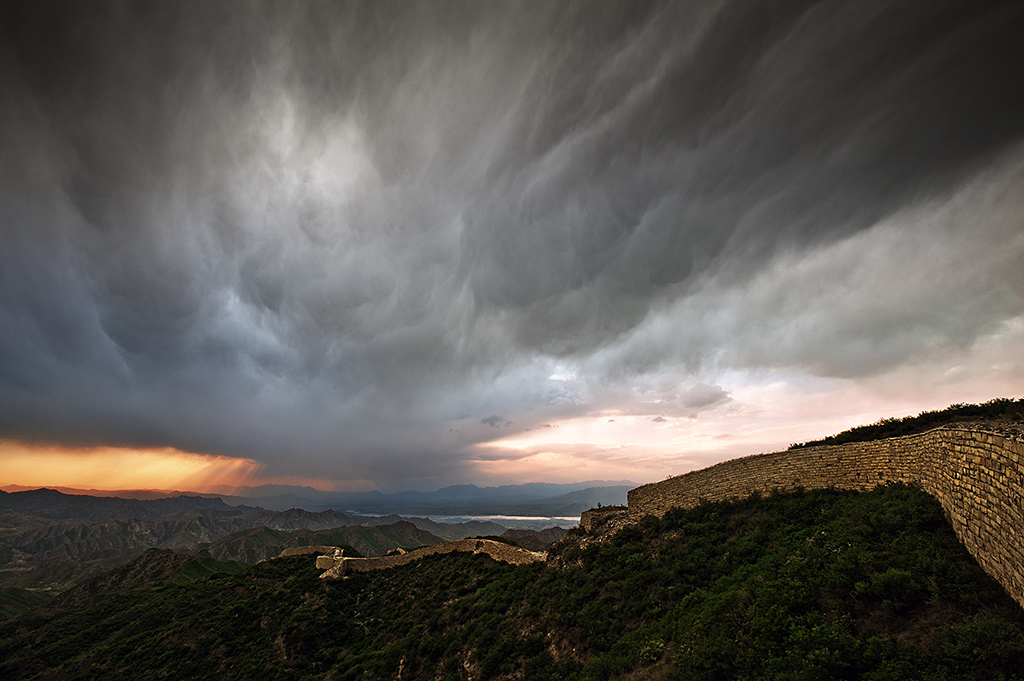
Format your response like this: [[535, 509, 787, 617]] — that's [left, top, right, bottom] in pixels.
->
[[0, 441, 261, 493]]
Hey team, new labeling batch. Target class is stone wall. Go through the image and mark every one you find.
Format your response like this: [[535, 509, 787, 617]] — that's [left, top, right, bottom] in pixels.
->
[[318, 538, 546, 578], [278, 545, 341, 558], [580, 506, 628, 532], [627, 428, 1024, 609]]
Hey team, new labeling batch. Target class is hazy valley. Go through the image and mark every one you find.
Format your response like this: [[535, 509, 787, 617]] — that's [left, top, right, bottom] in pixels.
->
[[0, 482, 618, 598]]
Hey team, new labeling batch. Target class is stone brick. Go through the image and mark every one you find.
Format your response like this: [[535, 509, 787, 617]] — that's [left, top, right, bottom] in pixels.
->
[[626, 428, 1024, 610], [318, 539, 546, 579]]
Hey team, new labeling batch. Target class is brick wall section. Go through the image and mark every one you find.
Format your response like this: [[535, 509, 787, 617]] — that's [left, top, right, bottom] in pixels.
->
[[580, 506, 628, 532], [317, 538, 546, 578], [627, 428, 1024, 609], [278, 545, 340, 558]]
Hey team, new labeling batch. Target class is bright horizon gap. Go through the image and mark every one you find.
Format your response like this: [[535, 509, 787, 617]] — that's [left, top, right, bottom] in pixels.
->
[[0, 441, 373, 495], [3, 393, 1019, 495]]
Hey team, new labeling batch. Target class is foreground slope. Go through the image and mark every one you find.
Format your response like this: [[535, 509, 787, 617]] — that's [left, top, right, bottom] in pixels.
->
[[2, 484, 1023, 680]]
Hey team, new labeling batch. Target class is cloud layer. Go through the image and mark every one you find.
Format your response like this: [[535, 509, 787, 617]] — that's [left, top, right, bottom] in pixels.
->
[[2, 1, 1022, 489]]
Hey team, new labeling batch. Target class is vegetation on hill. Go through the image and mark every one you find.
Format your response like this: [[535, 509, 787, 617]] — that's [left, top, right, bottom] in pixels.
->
[[788, 398, 1024, 450], [203, 523, 433, 563], [0, 490, 443, 595], [2, 484, 1022, 680], [0, 588, 48, 620]]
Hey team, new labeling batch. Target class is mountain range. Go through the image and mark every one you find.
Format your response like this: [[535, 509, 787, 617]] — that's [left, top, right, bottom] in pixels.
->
[[0, 480, 632, 515], [0, 486, 579, 596]]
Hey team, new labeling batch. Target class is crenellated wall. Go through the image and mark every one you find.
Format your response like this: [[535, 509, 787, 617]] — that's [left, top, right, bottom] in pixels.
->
[[627, 428, 1024, 609]]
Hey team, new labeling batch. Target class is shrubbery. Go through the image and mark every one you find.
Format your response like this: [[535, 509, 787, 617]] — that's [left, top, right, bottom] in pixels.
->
[[789, 398, 1024, 449], [2, 484, 1023, 680]]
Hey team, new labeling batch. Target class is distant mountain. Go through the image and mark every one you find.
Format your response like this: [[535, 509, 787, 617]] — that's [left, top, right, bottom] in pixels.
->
[[204, 521, 442, 562], [2, 488, 586, 593], [211, 484, 340, 499], [0, 485, 224, 500], [0, 488, 254, 525], [1, 497, 362, 562], [1, 481, 633, 517], [218, 481, 634, 514], [364, 515, 510, 541], [0, 485, 592, 595], [217, 492, 334, 511], [499, 527, 569, 551], [248, 483, 632, 515], [0, 490, 365, 592]]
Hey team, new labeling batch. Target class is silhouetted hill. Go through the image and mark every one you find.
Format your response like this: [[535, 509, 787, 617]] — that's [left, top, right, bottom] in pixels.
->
[[0, 488, 250, 524]]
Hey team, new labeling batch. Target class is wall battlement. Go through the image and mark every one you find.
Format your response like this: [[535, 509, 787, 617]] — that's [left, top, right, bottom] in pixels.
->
[[627, 427, 1024, 609]]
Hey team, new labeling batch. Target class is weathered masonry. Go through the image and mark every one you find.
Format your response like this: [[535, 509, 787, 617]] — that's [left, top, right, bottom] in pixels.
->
[[315, 538, 546, 579], [628, 428, 1024, 610]]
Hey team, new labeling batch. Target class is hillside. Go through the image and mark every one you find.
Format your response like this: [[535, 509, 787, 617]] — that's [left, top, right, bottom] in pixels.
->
[[0, 493, 267, 589], [0, 487, 569, 606], [203, 521, 442, 564], [2, 484, 1022, 680]]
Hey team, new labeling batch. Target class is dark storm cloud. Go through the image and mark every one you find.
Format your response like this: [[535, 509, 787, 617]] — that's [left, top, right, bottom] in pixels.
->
[[1, 1, 1022, 487], [460, 0, 1024, 354]]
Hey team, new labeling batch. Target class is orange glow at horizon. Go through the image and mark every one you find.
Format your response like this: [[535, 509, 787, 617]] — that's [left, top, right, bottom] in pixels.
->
[[0, 440, 370, 494], [0, 440, 266, 493]]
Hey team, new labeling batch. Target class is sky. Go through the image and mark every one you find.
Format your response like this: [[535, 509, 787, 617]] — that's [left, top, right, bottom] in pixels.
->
[[1, 0, 1023, 494]]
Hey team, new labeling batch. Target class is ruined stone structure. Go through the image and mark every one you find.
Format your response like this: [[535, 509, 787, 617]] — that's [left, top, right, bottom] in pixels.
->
[[628, 427, 1024, 609], [277, 545, 342, 558], [579, 505, 629, 534], [316, 538, 546, 579]]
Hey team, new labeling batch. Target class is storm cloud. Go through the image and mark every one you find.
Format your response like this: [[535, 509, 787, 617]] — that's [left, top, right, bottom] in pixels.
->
[[2, 1, 1022, 489]]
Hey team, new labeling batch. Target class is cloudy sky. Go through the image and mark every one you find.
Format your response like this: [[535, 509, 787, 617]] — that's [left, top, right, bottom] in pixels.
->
[[2, 0, 1023, 493]]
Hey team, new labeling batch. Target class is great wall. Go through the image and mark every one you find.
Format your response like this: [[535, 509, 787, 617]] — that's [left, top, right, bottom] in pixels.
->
[[301, 425, 1024, 610], [625, 426, 1024, 610], [310, 538, 547, 578]]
